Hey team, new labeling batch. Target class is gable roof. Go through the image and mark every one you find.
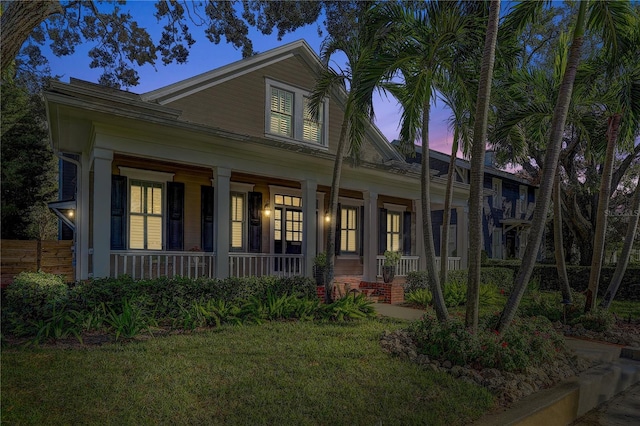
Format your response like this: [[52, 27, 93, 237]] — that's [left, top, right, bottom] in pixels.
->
[[141, 39, 403, 162], [142, 40, 323, 105]]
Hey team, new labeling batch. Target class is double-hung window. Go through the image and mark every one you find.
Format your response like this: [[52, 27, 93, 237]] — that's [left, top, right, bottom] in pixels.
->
[[266, 79, 328, 147], [230, 192, 246, 251], [386, 211, 402, 252], [129, 180, 163, 250], [340, 206, 358, 254]]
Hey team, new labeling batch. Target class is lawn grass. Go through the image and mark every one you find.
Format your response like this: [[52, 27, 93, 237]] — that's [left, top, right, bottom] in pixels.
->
[[1, 319, 493, 425]]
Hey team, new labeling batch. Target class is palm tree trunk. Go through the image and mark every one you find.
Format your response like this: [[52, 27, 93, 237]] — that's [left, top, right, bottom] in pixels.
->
[[466, 0, 500, 332], [325, 116, 350, 303], [600, 181, 640, 309], [422, 97, 448, 322], [497, 0, 588, 334], [585, 113, 621, 311], [439, 133, 459, 286], [553, 170, 572, 303]]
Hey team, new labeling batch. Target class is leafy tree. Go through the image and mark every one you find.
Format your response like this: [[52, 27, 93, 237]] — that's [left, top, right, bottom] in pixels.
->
[[1, 0, 370, 88], [496, 0, 635, 333], [1, 81, 58, 240]]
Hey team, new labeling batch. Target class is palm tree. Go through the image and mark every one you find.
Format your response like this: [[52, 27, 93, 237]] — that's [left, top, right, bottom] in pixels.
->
[[437, 79, 474, 287], [496, 0, 634, 333], [308, 23, 380, 303], [466, 0, 501, 331], [367, 1, 480, 322], [585, 31, 640, 310]]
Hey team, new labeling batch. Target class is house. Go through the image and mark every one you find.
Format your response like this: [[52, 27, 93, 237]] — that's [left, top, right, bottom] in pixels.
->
[[394, 143, 537, 261], [44, 39, 476, 287]]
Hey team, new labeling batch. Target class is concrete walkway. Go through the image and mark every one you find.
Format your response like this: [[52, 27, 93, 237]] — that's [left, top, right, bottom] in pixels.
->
[[373, 303, 640, 425]]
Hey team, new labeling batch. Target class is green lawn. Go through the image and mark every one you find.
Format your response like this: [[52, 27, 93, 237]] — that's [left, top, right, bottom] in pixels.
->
[[1, 319, 493, 425]]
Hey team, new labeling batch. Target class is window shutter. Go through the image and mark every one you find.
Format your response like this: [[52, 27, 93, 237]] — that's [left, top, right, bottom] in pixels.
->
[[110, 175, 127, 250], [335, 203, 342, 255], [201, 186, 214, 252], [166, 182, 184, 251], [403, 211, 412, 256], [248, 191, 262, 253], [378, 208, 387, 255]]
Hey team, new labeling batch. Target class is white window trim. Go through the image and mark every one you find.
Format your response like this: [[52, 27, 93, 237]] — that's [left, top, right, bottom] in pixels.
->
[[338, 198, 363, 257], [118, 167, 174, 251], [264, 78, 329, 148], [118, 167, 175, 182], [231, 182, 255, 193], [228, 183, 254, 253], [383, 203, 407, 212], [338, 204, 360, 257]]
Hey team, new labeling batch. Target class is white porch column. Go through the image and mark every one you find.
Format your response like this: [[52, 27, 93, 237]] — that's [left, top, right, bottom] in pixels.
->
[[78, 153, 91, 280], [302, 179, 317, 277], [363, 191, 378, 282], [91, 148, 113, 278], [456, 205, 469, 269], [414, 199, 426, 270], [214, 167, 231, 279]]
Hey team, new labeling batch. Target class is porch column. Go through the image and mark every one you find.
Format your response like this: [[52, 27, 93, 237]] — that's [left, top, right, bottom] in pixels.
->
[[457, 205, 469, 269], [78, 153, 91, 280], [214, 167, 231, 279], [302, 179, 317, 277], [91, 148, 113, 278], [363, 191, 378, 282], [414, 199, 426, 270]]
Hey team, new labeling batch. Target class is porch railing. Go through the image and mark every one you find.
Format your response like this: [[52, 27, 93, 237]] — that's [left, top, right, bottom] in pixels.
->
[[375, 255, 462, 278], [229, 253, 305, 278], [435, 256, 462, 271], [111, 251, 215, 280], [376, 256, 420, 277]]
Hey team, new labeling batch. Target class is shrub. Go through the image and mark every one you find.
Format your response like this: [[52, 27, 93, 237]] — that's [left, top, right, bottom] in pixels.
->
[[404, 271, 432, 294], [519, 289, 585, 323], [410, 314, 567, 372], [3, 271, 69, 335], [320, 294, 376, 322], [404, 268, 514, 295], [572, 309, 615, 332], [443, 279, 467, 308], [105, 298, 155, 340], [406, 289, 433, 308]]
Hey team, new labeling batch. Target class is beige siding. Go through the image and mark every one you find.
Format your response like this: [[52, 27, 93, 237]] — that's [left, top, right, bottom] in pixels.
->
[[165, 55, 387, 163]]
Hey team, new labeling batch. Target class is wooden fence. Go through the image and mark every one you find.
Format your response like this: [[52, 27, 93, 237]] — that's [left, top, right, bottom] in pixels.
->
[[1, 240, 74, 287]]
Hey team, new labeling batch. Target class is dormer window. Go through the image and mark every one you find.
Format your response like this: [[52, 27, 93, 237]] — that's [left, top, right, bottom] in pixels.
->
[[265, 78, 328, 147]]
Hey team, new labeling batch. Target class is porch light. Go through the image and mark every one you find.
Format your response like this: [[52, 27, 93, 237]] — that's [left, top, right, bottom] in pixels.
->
[[263, 203, 271, 217], [67, 210, 74, 218], [324, 210, 331, 223]]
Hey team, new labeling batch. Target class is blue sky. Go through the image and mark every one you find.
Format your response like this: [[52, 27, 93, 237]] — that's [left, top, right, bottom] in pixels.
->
[[43, 1, 455, 154]]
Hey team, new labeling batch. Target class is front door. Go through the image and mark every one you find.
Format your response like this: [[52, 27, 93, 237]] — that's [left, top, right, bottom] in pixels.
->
[[273, 194, 304, 274], [274, 207, 303, 254]]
